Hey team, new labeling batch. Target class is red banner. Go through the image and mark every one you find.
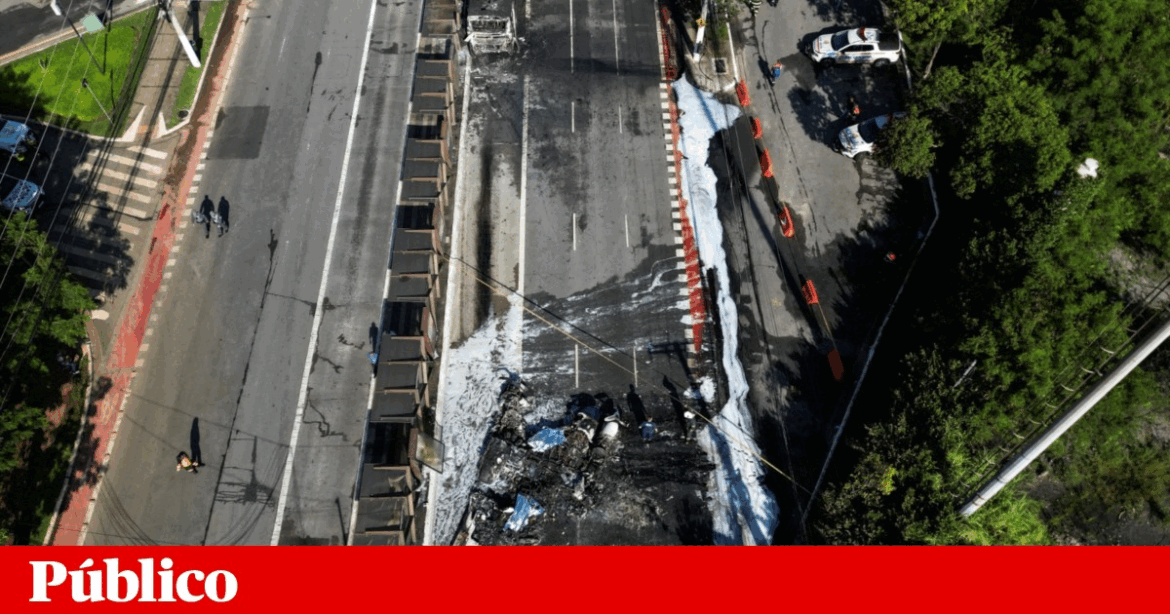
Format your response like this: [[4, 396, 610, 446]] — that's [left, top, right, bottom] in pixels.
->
[[0, 547, 1161, 611]]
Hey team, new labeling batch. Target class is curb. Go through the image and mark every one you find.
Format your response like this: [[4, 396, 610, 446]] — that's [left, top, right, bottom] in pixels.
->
[[155, 3, 231, 139], [47, 0, 253, 546], [41, 334, 95, 546]]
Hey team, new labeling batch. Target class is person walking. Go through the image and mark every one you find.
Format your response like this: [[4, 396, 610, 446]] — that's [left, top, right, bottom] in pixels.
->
[[846, 94, 861, 119], [770, 61, 784, 85], [176, 452, 201, 473]]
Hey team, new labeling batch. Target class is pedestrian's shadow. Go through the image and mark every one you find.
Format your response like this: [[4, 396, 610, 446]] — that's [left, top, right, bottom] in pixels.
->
[[758, 57, 774, 83], [218, 196, 230, 230], [625, 385, 647, 424], [190, 418, 202, 466]]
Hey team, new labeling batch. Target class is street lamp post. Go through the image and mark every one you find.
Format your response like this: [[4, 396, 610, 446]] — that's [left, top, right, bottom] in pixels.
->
[[81, 79, 113, 124], [51, 1, 105, 74], [67, 19, 104, 75]]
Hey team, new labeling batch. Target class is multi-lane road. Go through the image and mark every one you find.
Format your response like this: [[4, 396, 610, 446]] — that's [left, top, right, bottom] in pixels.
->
[[85, 0, 422, 545], [72, 0, 916, 545]]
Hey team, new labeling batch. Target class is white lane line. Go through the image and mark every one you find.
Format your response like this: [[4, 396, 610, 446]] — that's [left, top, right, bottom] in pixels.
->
[[572, 212, 577, 250], [625, 214, 630, 247], [612, 0, 620, 75], [633, 346, 637, 388], [575, 344, 580, 389], [569, 0, 575, 74], [270, 0, 380, 546], [571, 100, 576, 133], [618, 105, 623, 134]]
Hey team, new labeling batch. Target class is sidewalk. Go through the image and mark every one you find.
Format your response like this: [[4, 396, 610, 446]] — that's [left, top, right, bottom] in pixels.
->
[[42, 0, 238, 546]]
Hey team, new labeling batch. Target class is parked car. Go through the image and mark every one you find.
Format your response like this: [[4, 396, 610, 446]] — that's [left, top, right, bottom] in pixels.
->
[[807, 27, 902, 66], [835, 112, 905, 159], [1, 120, 38, 163], [1, 172, 42, 212]]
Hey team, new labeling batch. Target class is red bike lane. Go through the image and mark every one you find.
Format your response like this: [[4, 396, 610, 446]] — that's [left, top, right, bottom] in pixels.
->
[[49, 1, 248, 546]]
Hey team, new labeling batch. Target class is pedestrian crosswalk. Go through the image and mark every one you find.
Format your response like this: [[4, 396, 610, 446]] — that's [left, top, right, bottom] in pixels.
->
[[49, 143, 169, 300]]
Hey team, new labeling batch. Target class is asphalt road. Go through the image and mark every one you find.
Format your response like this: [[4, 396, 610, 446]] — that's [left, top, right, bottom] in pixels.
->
[[716, 0, 932, 542], [85, 0, 420, 545], [436, 0, 713, 544]]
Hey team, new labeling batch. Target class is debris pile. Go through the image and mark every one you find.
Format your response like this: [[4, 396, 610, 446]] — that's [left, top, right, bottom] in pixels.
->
[[453, 378, 718, 545]]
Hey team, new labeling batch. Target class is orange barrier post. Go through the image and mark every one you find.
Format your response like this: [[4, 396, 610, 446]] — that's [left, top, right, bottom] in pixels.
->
[[778, 204, 795, 238], [827, 349, 845, 382], [736, 80, 750, 107], [750, 117, 762, 139], [802, 279, 819, 305], [759, 149, 773, 178]]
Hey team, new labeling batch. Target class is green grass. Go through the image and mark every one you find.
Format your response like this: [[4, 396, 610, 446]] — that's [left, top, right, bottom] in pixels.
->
[[168, 0, 228, 127], [0, 9, 157, 137]]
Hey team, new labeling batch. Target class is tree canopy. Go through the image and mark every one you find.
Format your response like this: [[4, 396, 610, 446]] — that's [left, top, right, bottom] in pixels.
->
[[816, 0, 1170, 544]]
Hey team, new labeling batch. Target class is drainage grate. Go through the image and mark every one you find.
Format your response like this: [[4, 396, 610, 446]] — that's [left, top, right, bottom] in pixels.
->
[[714, 58, 728, 74]]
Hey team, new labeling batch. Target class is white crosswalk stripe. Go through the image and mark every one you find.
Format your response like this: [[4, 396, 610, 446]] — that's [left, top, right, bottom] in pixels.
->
[[57, 243, 127, 266], [67, 266, 108, 283], [77, 162, 160, 189], [84, 152, 164, 175], [92, 183, 154, 205], [127, 145, 168, 160]]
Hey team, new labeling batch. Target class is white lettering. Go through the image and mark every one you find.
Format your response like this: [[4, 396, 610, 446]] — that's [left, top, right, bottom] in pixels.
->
[[104, 558, 139, 603], [70, 558, 104, 602], [159, 558, 176, 603], [204, 570, 238, 603], [176, 570, 205, 603], [29, 561, 66, 602], [138, 558, 156, 602], [28, 557, 235, 604]]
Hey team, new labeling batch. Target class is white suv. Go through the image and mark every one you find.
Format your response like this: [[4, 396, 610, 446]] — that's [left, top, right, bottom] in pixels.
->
[[807, 27, 902, 66], [835, 112, 906, 159]]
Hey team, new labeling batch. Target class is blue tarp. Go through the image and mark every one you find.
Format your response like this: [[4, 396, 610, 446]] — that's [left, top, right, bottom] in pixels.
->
[[527, 427, 566, 451], [504, 494, 544, 532]]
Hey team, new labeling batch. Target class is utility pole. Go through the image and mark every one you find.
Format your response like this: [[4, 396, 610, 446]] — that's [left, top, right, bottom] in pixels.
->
[[692, 0, 708, 62], [960, 316, 1170, 517], [54, 2, 104, 75], [159, 0, 202, 68]]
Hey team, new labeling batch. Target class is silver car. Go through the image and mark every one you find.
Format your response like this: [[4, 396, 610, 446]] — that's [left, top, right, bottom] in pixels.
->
[[1, 173, 42, 212], [807, 27, 902, 66]]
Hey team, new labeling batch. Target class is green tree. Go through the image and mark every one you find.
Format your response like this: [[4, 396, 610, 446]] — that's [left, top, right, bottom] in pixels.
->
[[0, 212, 94, 474], [1025, 0, 1170, 257], [887, 0, 1011, 77], [877, 113, 936, 178]]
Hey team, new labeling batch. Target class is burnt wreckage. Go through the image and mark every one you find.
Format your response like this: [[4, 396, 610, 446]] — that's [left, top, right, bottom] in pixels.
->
[[453, 377, 717, 545]]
